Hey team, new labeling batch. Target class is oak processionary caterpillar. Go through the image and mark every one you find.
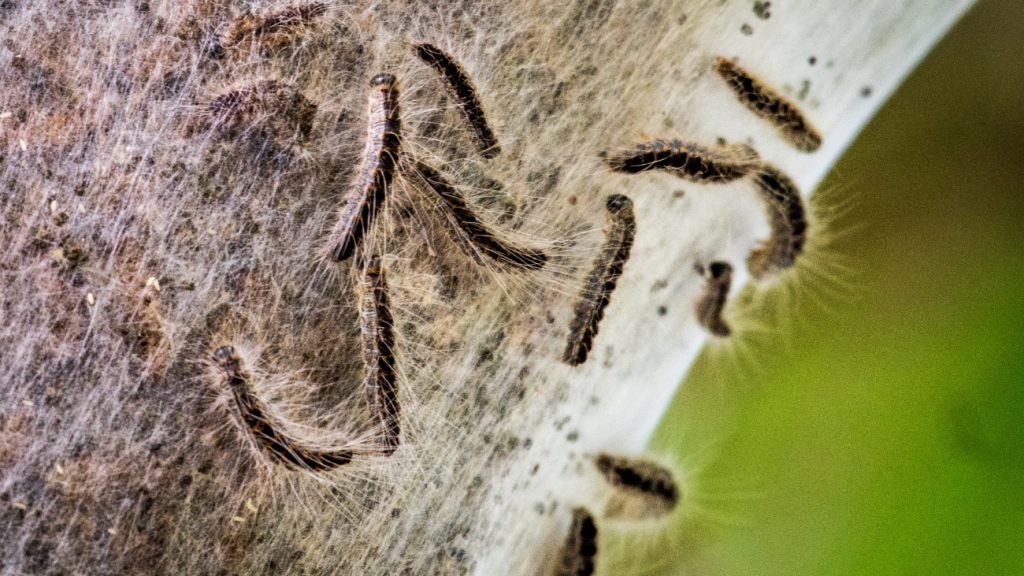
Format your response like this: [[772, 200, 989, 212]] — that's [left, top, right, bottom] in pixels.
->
[[220, 2, 329, 50], [593, 453, 680, 511], [714, 58, 823, 153], [563, 194, 636, 366], [555, 508, 599, 576], [204, 80, 317, 141], [412, 42, 502, 158], [747, 165, 807, 279], [412, 159, 548, 271], [213, 346, 353, 471], [360, 256, 400, 455], [329, 74, 402, 262], [694, 261, 734, 337], [602, 139, 760, 183]]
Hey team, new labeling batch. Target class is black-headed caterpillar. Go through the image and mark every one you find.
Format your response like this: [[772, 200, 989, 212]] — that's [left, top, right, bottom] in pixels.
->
[[694, 261, 733, 337], [714, 57, 823, 153], [359, 256, 400, 455], [212, 346, 353, 471], [412, 42, 501, 158], [220, 2, 328, 51], [328, 74, 402, 262], [563, 194, 636, 366], [554, 507, 599, 576], [747, 165, 807, 279], [411, 159, 547, 271], [602, 139, 759, 183]]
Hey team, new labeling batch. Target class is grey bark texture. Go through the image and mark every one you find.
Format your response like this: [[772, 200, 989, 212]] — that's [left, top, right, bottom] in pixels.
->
[[0, 1, 971, 574]]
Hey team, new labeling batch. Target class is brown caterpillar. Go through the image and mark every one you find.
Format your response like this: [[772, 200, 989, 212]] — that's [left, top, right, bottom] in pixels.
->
[[411, 159, 547, 271], [203, 80, 317, 141], [594, 453, 679, 512], [328, 74, 402, 262], [694, 261, 733, 337], [412, 42, 501, 158], [563, 194, 636, 366], [602, 139, 760, 183], [714, 58, 823, 153], [212, 346, 353, 471], [220, 2, 328, 50], [555, 507, 599, 576], [359, 256, 400, 455], [747, 165, 807, 279]]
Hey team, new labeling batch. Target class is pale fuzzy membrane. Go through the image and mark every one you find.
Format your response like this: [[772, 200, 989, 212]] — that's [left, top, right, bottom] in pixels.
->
[[0, 1, 972, 575]]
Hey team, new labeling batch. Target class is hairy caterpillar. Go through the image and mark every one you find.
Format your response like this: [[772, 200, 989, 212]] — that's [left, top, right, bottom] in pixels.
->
[[412, 42, 502, 158], [694, 261, 734, 337], [593, 453, 679, 511], [359, 256, 400, 455], [212, 346, 353, 471], [203, 79, 317, 141], [601, 139, 760, 183], [747, 165, 807, 279], [220, 2, 329, 50], [713, 58, 823, 153], [555, 507, 599, 576], [563, 194, 636, 366], [411, 159, 548, 271], [328, 74, 402, 262]]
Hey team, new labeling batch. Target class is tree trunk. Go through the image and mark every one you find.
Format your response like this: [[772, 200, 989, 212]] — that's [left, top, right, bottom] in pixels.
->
[[0, 1, 972, 574]]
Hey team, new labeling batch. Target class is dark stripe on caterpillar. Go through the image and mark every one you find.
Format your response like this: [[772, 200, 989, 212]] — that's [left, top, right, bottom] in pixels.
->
[[328, 74, 402, 262], [359, 256, 400, 455], [411, 159, 547, 271], [563, 194, 636, 366], [212, 346, 352, 471], [412, 42, 501, 158], [555, 507, 598, 576], [714, 58, 823, 153], [602, 139, 759, 183], [220, 2, 328, 50]]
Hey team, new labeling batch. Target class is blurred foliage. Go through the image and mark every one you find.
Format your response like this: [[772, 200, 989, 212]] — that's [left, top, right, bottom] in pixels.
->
[[653, 1, 1024, 574]]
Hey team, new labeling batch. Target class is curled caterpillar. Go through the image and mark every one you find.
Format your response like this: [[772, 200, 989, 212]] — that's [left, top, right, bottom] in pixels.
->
[[212, 346, 353, 471], [554, 507, 598, 576], [220, 2, 328, 50], [412, 42, 501, 158], [694, 261, 733, 337], [411, 159, 547, 271], [563, 194, 636, 366], [359, 256, 400, 455], [328, 74, 402, 262], [747, 165, 807, 279], [594, 453, 679, 513], [602, 139, 759, 183], [714, 58, 823, 153], [202, 79, 317, 141]]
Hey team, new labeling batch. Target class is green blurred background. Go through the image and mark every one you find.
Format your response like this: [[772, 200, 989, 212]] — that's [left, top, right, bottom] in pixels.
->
[[652, 1, 1024, 574]]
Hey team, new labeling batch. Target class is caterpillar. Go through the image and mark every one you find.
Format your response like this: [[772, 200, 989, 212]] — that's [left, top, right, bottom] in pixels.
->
[[212, 346, 353, 471], [593, 453, 679, 511], [554, 507, 599, 576], [328, 74, 402, 262], [203, 79, 317, 141], [601, 139, 759, 183], [411, 159, 547, 271], [747, 165, 807, 279], [563, 194, 636, 366], [220, 2, 328, 50], [694, 261, 733, 337], [412, 42, 501, 158], [714, 57, 823, 153], [359, 256, 400, 455]]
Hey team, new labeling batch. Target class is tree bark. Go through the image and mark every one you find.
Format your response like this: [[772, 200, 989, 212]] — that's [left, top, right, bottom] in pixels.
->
[[0, 1, 972, 574]]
